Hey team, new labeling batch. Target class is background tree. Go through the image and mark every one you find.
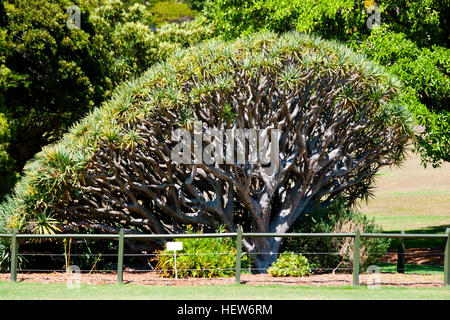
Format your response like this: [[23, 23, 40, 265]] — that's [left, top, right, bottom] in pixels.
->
[[0, 113, 16, 197], [1, 32, 413, 270], [353, 26, 449, 165], [0, 0, 213, 200], [200, 0, 449, 167]]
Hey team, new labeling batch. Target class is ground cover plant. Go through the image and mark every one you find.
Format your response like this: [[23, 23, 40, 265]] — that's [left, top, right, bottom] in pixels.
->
[[267, 252, 310, 277]]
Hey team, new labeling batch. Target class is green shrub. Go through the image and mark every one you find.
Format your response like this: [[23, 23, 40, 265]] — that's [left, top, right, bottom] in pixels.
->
[[0, 232, 25, 272], [267, 252, 310, 277], [0, 238, 10, 271], [352, 26, 449, 114], [202, 0, 368, 41], [284, 200, 390, 272], [203, 0, 449, 47], [154, 226, 251, 278]]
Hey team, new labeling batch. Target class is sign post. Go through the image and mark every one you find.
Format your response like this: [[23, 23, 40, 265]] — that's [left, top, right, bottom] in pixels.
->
[[166, 241, 183, 279]]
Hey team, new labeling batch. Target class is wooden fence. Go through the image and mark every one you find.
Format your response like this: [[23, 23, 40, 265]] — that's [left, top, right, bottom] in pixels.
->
[[1, 228, 449, 286]]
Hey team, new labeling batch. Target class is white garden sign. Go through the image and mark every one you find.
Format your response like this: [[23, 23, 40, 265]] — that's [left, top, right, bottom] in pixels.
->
[[166, 241, 183, 279]]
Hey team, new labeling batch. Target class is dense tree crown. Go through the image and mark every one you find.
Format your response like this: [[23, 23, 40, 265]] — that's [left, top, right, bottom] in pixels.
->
[[0, 32, 413, 268]]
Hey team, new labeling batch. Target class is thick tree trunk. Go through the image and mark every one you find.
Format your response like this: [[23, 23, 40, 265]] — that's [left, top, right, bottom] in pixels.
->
[[251, 236, 283, 273]]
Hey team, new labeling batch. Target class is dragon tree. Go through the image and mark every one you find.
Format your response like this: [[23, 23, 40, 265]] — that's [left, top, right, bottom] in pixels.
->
[[0, 32, 413, 270]]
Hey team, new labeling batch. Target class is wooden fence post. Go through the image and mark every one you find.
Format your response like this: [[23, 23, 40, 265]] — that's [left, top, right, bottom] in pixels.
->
[[397, 230, 405, 274], [352, 228, 360, 287], [235, 227, 242, 285], [10, 228, 18, 282], [117, 228, 124, 284], [445, 228, 450, 286]]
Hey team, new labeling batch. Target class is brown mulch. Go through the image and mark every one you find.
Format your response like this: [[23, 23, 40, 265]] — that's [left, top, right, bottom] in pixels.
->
[[378, 248, 444, 265], [0, 271, 444, 288], [0, 247, 444, 288]]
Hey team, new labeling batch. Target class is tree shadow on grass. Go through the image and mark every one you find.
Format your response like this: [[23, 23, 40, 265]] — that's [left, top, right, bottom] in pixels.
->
[[375, 262, 444, 274], [384, 224, 450, 249]]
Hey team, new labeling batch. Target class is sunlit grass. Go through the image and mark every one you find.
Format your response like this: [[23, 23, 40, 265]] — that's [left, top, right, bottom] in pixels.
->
[[360, 153, 450, 232], [376, 263, 444, 275], [0, 282, 448, 300]]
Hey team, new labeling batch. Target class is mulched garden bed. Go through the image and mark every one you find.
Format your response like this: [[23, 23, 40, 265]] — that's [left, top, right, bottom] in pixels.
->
[[0, 272, 444, 288], [378, 248, 444, 265], [0, 247, 444, 288]]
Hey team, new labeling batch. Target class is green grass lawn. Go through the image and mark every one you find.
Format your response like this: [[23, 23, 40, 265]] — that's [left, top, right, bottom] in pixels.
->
[[0, 282, 448, 300], [376, 263, 444, 275], [359, 153, 450, 232], [384, 224, 449, 249], [375, 216, 449, 232]]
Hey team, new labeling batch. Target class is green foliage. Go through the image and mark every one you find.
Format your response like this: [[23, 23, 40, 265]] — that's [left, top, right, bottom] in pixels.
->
[[351, 26, 449, 165], [60, 237, 117, 272], [157, 14, 215, 46], [202, 0, 450, 166], [0, 0, 215, 200], [0, 238, 26, 272], [203, 0, 449, 47], [202, 0, 367, 40], [1, 0, 106, 171], [378, 0, 448, 48], [0, 113, 17, 200], [89, 1, 209, 84], [154, 226, 251, 278], [352, 26, 449, 114], [6, 235, 119, 273], [28, 209, 61, 236], [0, 214, 25, 272], [284, 199, 390, 271], [0, 239, 9, 271], [149, 1, 198, 26], [267, 252, 310, 277], [186, 0, 206, 11]]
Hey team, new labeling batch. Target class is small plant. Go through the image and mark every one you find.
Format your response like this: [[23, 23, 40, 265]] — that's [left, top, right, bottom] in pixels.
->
[[154, 225, 251, 278], [267, 252, 311, 277], [28, 209, 61, 238], [0, 238, 11, 271]]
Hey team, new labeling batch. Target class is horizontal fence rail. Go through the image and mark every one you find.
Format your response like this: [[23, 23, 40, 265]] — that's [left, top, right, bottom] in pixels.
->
[[1, 232, 448, 240], [1, 228, 449, 286]]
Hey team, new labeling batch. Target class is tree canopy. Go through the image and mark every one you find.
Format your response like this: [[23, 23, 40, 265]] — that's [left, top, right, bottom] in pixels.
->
[[0, 32, 413, 268]]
